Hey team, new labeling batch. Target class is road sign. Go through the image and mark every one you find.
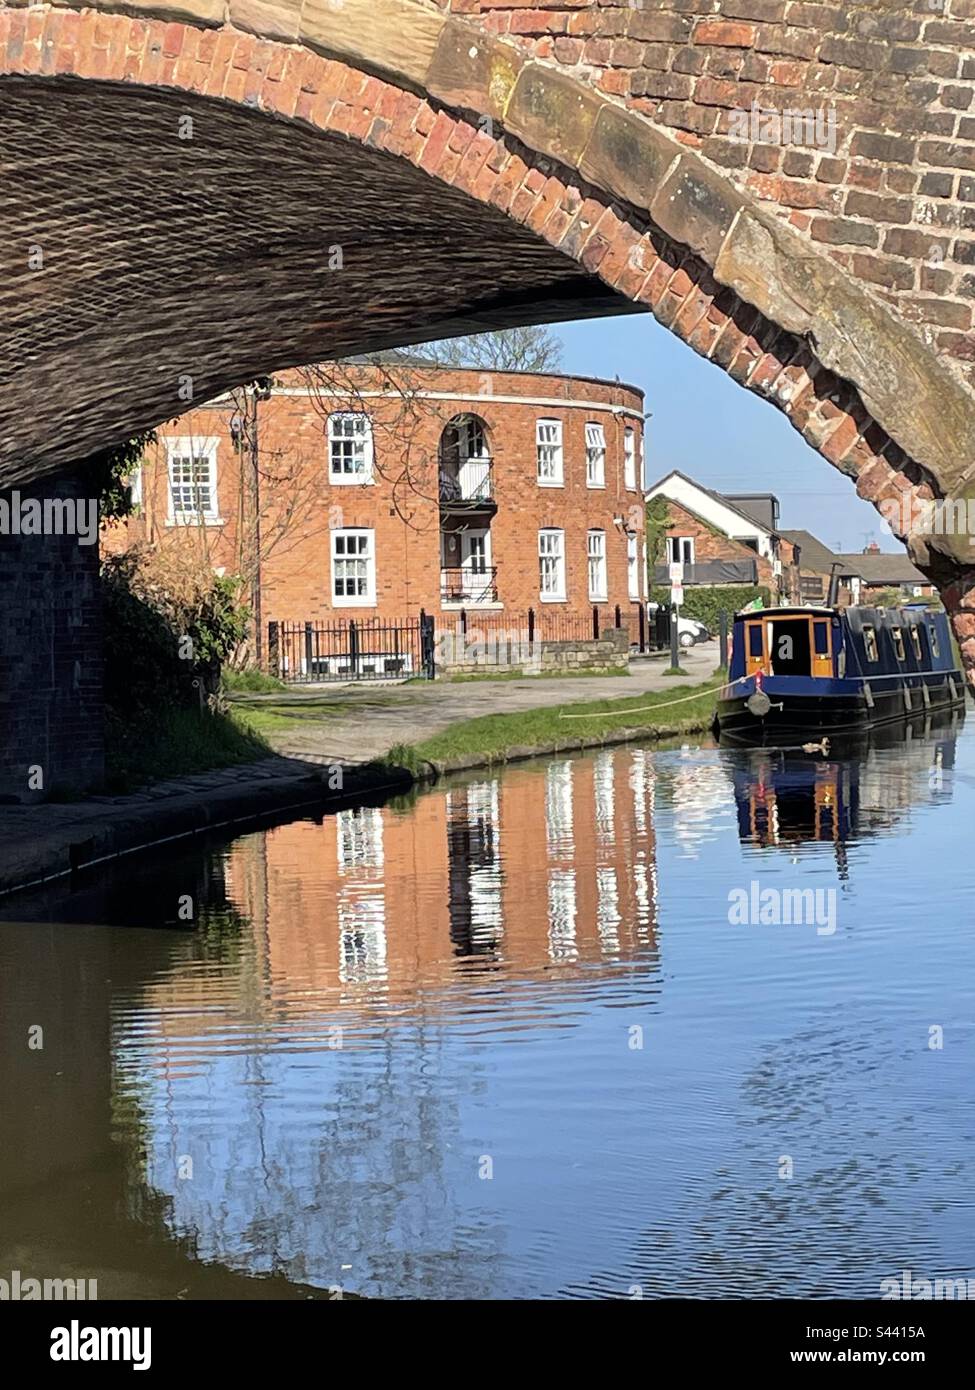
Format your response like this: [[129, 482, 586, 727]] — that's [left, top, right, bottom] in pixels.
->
[[671, 584, 684, 607], [669, 561, 684, 584]]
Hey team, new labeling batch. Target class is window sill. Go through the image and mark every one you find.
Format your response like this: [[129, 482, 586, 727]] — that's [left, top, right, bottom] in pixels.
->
[[441, 601, 504, 611], [537, 479, 565, 488], [589, 594, 608, 604], [586, 482, 606, 490], [166, 517, 225, 528], [329, 475, 375, 486], [539, 594, 567, 604], [332, 598, 378, 608]]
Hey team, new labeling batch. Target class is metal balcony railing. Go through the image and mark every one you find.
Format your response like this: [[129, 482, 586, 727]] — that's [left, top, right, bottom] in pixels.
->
[[438, 459, 494, 507], [440, 566, 499, 605]]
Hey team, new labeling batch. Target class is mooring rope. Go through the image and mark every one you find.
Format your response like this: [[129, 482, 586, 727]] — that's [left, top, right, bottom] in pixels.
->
[[558, 680, 726, 720]]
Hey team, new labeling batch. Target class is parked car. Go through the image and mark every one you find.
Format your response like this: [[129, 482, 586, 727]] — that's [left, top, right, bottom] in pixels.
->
[[647, 604, 711, 648]]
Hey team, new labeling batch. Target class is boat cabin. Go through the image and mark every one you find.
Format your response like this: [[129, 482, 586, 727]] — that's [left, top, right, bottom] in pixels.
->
[[730, 605, 957, 682]]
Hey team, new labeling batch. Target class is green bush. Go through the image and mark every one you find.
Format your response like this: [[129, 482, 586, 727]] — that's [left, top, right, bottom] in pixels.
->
[[222, 667, 286, 694], [649, 583, 771, 634], [102, 551, 250, 716]]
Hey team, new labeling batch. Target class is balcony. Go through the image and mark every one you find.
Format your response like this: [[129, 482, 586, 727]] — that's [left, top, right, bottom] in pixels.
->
[[440, 566, 499, 606], [438, 460, 497, 515]]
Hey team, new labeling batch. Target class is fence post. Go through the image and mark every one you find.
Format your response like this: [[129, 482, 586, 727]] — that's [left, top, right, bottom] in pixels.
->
[[304, 622, 313, 681], [460, 607, 467, 637], [420, 610, 435, 680], [528, 607, 535, 645], [267, 621, 279, 676], [614, 603, 621, 629], [638, 603, 646, 654], [719, 609, 729, 671], [592, 605, 599, 641], [349, 618, 359, 676]]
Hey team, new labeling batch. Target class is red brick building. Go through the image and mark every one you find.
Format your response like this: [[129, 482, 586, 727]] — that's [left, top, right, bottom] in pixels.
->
[[104, 361, 647, 659]]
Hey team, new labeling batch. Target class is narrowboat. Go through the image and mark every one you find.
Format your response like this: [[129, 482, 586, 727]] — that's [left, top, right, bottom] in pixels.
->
[[715, 604, 966, 746]]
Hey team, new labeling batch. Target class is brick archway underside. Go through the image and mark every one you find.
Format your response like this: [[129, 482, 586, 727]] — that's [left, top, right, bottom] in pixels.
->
[[2, 2, 975, 669]]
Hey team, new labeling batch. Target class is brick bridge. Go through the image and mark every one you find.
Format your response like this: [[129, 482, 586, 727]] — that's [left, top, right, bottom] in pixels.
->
[[1, 0, 974, 794]]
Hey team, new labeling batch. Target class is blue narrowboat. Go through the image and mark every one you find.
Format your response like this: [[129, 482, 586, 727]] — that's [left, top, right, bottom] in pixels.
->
[[715, 604, 966, 746]]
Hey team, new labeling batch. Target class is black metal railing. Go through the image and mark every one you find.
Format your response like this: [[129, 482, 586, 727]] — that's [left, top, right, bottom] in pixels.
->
[[268, 615, 435, 683], [440, 566, 500, 605], [268, 603, 650, 683]]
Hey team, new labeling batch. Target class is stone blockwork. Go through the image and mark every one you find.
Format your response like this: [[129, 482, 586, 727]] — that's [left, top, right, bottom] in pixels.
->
[[2, 0, 975, 674], [436, 626, 631, 675], [449, 1, 975, 384], [0, 476, 104, 802]]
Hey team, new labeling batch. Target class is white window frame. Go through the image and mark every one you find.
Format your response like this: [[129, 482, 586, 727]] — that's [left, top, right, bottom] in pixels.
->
[[166, 437, 219, 524], [623, 426, 637, 490], [328, 412, 374, 484], [627, 533, 640, 600], [585, 422, 606, 489], [539, 528, 566, 603], [536, 418, 564, 486], [587, 529, 607, 601], [129, 465, 143, 509], [667, 535, 695, 566], [331, 527, 376, 607]]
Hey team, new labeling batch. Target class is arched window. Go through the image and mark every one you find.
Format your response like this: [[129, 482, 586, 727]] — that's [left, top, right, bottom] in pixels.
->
[[328, 412, 374, 483], [439, 414, 492, 502]]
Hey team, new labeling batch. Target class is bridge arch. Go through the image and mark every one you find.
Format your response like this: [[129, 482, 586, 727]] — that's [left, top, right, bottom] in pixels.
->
[[2, 0, 975, 663]]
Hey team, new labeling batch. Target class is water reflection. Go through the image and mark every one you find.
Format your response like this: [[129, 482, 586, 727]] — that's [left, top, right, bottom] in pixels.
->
[[732, 713, 962, 870], [1, 717, 973, 1299]]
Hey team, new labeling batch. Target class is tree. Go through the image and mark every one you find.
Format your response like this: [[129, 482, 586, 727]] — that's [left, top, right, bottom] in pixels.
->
[[407, 324, 564, 374], [84, 430, 156, 521]]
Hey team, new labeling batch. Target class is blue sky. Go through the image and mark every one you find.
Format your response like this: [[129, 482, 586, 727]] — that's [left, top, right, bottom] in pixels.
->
[[554, 313, 900, 554]]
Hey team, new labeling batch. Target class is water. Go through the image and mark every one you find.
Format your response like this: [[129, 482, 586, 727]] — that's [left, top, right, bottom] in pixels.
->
[[1, 715, 973, 1300]]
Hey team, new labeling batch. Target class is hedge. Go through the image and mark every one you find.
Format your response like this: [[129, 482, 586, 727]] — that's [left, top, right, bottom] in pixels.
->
[[649, 584, 771, 634]]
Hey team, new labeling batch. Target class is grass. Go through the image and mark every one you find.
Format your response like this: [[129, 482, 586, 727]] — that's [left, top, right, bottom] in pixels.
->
[[222, 668, 287, 694], [105, 707, 273, 793], [229, 693, 366, 736], [382, 676, 724, 774]]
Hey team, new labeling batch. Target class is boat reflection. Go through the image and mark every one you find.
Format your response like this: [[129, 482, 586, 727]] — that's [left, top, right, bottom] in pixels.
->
[[731, 710, 963, 871]]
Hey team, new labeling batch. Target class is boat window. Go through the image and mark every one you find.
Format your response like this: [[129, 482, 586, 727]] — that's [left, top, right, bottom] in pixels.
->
[[862, 624, 879, 662], [813, 622, 829, 655], [748, 625, 763, 658], [929, 623, 940, 658], [910, 626, 923, 661], [891, 628, 905, 662]]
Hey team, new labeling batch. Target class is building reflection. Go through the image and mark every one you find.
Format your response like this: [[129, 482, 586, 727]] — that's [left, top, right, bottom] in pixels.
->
[[218, 746, 660, 1011]]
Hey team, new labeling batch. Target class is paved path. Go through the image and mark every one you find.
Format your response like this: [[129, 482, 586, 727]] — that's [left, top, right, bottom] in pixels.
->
[[0, 644, 718, 897], [238, 641, 720, 764]]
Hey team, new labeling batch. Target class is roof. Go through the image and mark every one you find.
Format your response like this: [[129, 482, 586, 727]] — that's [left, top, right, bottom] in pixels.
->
[[778, 529, 854, 576], [341, 349, 646, 400], [645, 469, 779, 538], [780, 529, 929, 585], [833, 551, 929, 585]]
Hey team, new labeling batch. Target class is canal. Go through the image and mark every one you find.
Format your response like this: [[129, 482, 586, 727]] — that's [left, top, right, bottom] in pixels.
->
[[1, 715, 973, 1300]]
